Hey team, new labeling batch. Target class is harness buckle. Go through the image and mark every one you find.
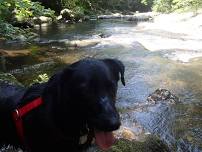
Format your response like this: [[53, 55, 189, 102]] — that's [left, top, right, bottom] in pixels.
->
[[14, 109, 20, 120]]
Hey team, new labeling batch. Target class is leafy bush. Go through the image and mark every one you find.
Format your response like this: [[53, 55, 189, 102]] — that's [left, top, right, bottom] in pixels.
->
[[0, 20, 21, 39], [0, 0, 55, 40], [152, 0, 202, 13], [0, 20, 38, 40], [0, 0, 55, 22], [72, 6, 85, 21], [173, 0, 202, 13], [152, 0, 173, 13], [31, 2, 55, 18], [0, 0, 15, 21]]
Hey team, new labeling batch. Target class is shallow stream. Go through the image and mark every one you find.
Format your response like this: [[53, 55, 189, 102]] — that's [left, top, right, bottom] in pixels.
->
[[1, 19, 202, 151]]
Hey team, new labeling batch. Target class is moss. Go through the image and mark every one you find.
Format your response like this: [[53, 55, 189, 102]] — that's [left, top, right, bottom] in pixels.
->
[[93, 135, 170, 152], [0, 73, 23, 86], [29, 45, 42, 55]]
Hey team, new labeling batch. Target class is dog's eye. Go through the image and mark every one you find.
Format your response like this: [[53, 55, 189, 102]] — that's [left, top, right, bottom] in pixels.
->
[[106, 80, 117, 100]]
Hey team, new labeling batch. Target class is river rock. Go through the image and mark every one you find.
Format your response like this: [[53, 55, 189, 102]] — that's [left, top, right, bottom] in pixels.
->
[[83, 16, 91, 21], [98, 13, 122, 19], [86, 135, 169, 152], [97, 33, 111, 38], [38, 38, 101, 48], [60, 39, 101, 48], [0, 73, 23, 86], [33, 16, 52, 24], [127, 15, 152, 21], [60, 9, 74, 21], [147, 88, 180, 104], [114, 127, 137, 141], [14, 35, 27, 42], [98, 13, 153, 21], [11, 21, 34, 28], [57, 15, 63, 21]]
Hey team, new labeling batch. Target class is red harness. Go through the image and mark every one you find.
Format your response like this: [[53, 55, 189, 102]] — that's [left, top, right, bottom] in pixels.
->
[[12, 97, 43, 145]]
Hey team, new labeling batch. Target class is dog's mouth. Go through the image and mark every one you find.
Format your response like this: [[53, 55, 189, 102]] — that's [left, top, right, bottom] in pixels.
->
[[94, 130, 115, 150]]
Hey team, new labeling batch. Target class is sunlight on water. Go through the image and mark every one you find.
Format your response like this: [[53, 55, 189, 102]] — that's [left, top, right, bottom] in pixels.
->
[[164, 51, 202, 63]]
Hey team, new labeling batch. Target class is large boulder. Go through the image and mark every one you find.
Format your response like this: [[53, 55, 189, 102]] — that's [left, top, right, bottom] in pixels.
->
[[60, 9, 74, 21], [58, 8, 85, 23]]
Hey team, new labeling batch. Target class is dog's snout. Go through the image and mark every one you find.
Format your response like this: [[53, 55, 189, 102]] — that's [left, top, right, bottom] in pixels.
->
[[108, 117, 121, 131], [92, 113, 121, 132], [97, 96, 121, 131]]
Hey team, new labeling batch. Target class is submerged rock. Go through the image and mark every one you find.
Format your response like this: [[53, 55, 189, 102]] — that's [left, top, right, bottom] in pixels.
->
[[38, 38, 101, 48], [127, 15, 153, 22], [147, 88, 180, 104], [98, 13, 153, 21]]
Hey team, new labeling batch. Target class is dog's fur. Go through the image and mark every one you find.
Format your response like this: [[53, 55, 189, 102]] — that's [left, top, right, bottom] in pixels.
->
[[0, 58, 125, 152]]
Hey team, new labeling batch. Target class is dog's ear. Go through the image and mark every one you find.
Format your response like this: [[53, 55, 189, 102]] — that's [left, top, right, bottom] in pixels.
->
[[102, 59, 125, 86]]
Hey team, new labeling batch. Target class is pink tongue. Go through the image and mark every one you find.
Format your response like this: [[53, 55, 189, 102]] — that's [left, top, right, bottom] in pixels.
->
[[95, 131, 115, 150]]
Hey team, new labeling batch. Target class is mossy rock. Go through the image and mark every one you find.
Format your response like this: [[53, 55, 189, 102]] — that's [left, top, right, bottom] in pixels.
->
[[109, 136, 169, 152], [0, 73, 23, 86], [87, 135, 170, 152]]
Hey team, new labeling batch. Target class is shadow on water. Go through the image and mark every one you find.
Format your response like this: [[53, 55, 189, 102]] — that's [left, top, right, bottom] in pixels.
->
[[1, 19, 202, 151]]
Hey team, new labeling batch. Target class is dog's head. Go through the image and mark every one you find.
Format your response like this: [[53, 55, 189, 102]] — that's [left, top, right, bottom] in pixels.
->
[[44, 58, 125, 150]]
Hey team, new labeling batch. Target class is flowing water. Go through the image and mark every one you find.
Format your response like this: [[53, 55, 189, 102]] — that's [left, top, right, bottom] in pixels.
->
[[1, 19, 202, 151]]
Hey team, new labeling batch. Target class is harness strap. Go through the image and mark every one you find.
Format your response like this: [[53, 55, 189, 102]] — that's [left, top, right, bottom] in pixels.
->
[[12, 97, 43, 145]]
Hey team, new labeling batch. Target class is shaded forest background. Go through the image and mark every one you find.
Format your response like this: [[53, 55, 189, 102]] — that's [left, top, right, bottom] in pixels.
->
[[0, 0, 202, 40]]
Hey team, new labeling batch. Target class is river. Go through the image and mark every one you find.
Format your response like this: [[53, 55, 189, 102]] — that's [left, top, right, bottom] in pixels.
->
[[1, 18, 202, 151]]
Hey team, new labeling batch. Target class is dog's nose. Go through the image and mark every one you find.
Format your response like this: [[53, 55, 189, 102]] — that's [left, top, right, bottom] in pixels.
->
[[108, 117, 121, 131]]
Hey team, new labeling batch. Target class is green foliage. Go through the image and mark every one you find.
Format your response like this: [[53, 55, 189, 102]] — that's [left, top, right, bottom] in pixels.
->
[[40, 0, 153, 13], [31, 73, 49, 85], [152, 0, 173, 13], [72, 6, 85, 20], [173, 0, 202, 12], [141, 0, 148, 5], [60, 0, 77, 9], [0, 20, 38, 40], [0, 0, 14, 21], [0, 20, 21, 39], [0, 0, 55, 41], [38, 0, 202, 14], [0, 0, 55, 22], [152, 0, 202, 13], [30, 45, 41, 55]]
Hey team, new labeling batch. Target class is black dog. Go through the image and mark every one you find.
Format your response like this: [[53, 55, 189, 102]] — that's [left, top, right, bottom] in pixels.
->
[[0, 58, 125, 152]]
